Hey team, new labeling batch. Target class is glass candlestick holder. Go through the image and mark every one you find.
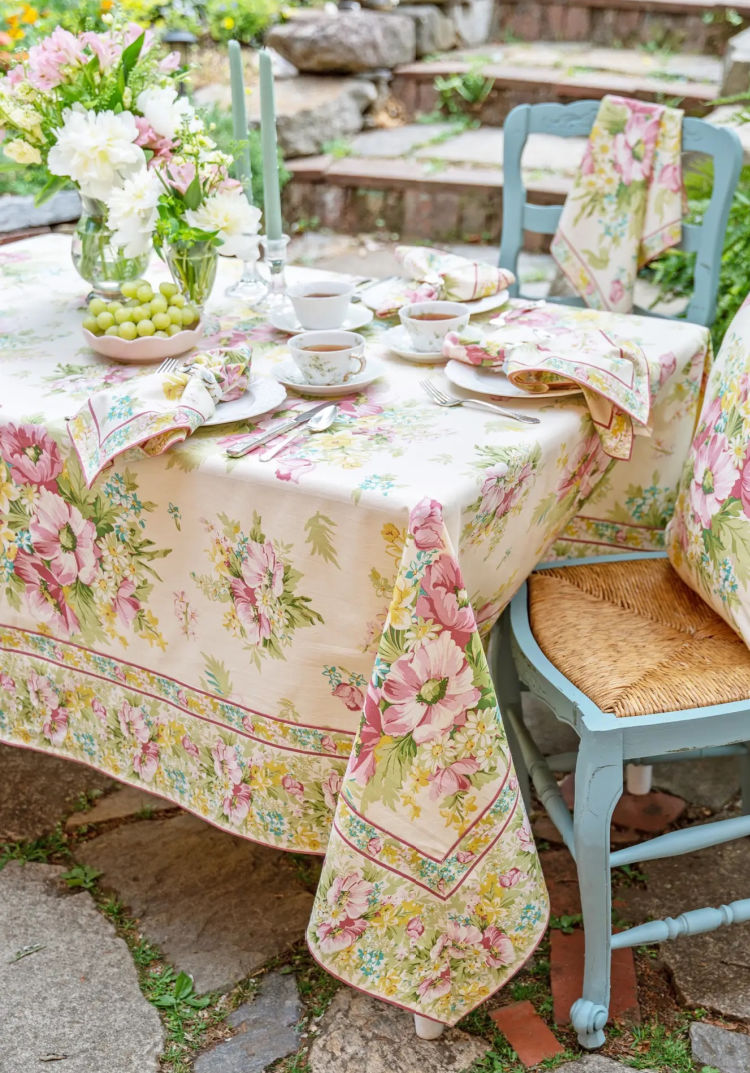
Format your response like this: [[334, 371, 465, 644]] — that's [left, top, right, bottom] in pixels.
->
[[225, 235, 268, 306], [258, 233, 293, 315]]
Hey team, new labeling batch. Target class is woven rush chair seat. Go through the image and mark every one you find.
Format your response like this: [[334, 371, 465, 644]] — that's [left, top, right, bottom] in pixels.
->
[[528, 557, 750, 718]]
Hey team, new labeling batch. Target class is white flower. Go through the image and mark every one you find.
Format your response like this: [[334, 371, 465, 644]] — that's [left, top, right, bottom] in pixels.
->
[[47, 104, 144, 200], [136, 86, 193, 141], [0, 90, 43, 139], [3, 138, 42, 165], [185, 192, 261, 257], [106, 167, 161, 258]]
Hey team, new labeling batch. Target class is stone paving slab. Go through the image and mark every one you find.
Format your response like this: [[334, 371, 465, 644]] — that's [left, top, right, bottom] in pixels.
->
[[349, 122, 456, 157], [620, 839, 750, 1020], [413, 128, 586, 175], [0, 744, 113, 842], [194, 971, 301, 1073], [652, 756, 740, 812], [0, 862, 163, 1073], [553, 1058, 657, 1073], [308, 989, 490, 1073], [690, 1021, 750, 1073], [76, 812, 315, 993], [65, 784, 177, 830]]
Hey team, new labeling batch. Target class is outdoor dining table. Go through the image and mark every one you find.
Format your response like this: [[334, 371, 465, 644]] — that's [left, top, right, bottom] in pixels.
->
[[0, 234, 711, 1029]]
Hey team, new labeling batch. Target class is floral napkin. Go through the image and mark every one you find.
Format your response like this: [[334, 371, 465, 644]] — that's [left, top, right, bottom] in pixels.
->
[[374, 245, 515, 318], [68, 346, 251, 487], [443, 323, 652, 460], [550, 95, 683, 313]]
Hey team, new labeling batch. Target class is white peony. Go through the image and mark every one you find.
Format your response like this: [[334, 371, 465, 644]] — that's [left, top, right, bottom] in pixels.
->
[[185, 192, 261, 258], [47, 104, 144, 200], [3, 138, 42, 165], [135, 86, 193, 141], [106, 167, 161, 258]]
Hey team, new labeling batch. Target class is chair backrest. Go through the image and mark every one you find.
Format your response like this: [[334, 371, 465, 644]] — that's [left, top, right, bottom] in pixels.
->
[[498, 100, 743, 327]]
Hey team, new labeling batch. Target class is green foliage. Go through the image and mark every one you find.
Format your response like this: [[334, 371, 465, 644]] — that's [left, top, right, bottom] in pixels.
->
[[61, 864, 103, 890], [149, 968, 211, 1009], [434, 66, 495, 116], [204, 0, 284, 43], [200, 102, 289, 211], [0, 825, 69, 869], [642, 161, 750, 349]]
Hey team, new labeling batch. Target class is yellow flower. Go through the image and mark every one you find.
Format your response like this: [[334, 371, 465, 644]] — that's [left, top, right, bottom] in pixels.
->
[[100, 0, 114, 9], [222, 15, 234, 29], [21, 4, 38, 22], [387, 578, 416, 629]]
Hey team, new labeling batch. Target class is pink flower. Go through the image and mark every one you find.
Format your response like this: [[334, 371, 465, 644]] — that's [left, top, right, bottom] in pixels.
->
[[182, 734, 200, 759], [123, 21, 155, 51], [30, 489, 100, 586], [690, 433, 737, 528], [316, 917, 368, 953], [43, 706, 68, 746], [479, 461, 532, 519], [431, 921, 483, 961], [517, 820, 534, 851], [212, 740, 243, 784], [15, 552, 80, 635], [81, 30, 122, 69], [159, 50, 181, 72], [612, 103, 661, 185], [407, 916, 425, 941], [0, 673, 16, 692], [321, 735, 338, 754], [410, 497, 444, 550], [557, 435, 605, 501], [322, 770, 343, 810], [27, 27, 84, 90], [223, 781, 251, 823], [326, 872, 373, 919], [659, 162, 682, 193], [164, 159, 196, 195], [416, 555, 475, 644], [367, 837, 383, 855], [133, 740, 159, 782], [282, 774, 304, 798], [349, 684, 383, 786], [381, 631, 481, 744], [28, 671, 58, 712], [92, 698, 107, 725], [0, 424, 63, 490], [428, 756, 480, 799], [135, 118, 173, 160], [337, 399, 383, 418], [499, 867, 524, 888], [332, 682, 364, 711], [740, 454, 750, 516], [482, 925, 514, 968], [609, 279, 625, 306], [229, 544, 282, 645], [416, 968, 451, 1000], [113, 578, 139, 626], [118, 700, 149, 743], [275, 458, 314, 483], [455, 849, 475, 864], [658, 351, 677, 387]]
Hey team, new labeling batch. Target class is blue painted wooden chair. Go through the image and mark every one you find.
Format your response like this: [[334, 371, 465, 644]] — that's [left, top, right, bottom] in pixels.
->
[[490, 553, 750, 1049], [498, 100, 743, 327]]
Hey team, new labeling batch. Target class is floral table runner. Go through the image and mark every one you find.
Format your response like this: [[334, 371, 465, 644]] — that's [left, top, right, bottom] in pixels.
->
[[0, 236, 710, 1025]]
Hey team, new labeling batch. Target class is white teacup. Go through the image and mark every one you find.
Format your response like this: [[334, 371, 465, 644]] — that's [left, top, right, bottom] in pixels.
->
[[289, 330, 366, 385], [399, 300, 470, 353], [288, 280, 354, 330]]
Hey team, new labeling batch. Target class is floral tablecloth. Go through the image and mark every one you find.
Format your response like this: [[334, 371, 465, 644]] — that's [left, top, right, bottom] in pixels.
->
[[0, 235, 710, 1025]]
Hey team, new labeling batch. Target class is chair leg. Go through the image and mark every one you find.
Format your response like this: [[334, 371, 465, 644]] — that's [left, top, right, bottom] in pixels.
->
[[414, 1014, 444, 1039], [570, 733, 623, 1050], [740, 744, 750, 816], [490, 616, 531, 812]]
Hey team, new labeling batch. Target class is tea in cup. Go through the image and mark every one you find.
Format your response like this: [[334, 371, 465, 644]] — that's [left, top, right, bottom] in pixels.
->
[[399, 300, 469, 353], [289, 330, 366, 385], [288, 279, 354, 330]]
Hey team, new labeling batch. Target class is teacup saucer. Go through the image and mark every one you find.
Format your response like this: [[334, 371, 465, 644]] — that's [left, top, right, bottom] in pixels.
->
[[274, 357, 384, 396], [381, 325, 446, 364], [269, 304, 374, 334]]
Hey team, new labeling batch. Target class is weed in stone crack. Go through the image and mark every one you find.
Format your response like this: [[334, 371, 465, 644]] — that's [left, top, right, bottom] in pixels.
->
[[0, 825, 70, 869], [60, 864, 102, 890], [289, 853, 322, 893], [548, 913, 582, 933]]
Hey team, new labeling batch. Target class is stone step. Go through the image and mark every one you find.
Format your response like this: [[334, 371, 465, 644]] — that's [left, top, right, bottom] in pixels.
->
[[391, 41, 721, 125], [493, 0, 750, 52], [283, 122, 584, 245]]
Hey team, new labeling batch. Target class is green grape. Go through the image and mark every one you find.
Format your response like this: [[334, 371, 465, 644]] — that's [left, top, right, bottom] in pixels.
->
[[114, 307, 133, 325], [181, 305, 198, 326], [166, 323, 182, 336], [170, 293, 186, 308], [159, 281, 179, 298], [154, 330, 169, 338], [88, 297, 106, 316], [82, 316, 100, 334], [107, 301, 122, 315], [105, 325, 120, 336], [136, 284, 154, 303], [130, 305, 147, 323], [168, 306, 184, 325], [152, 312, 171, 331], [120, 281, 140, 300], [136, 318, 156, 337], [96, 311, 115, 330], [118, 321, 137, 340], [149, 294, 168, 315]]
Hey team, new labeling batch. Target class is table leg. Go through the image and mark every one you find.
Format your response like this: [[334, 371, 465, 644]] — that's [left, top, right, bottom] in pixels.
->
[[413, 1014, 445, 1040], [625, 763, 652, 795]]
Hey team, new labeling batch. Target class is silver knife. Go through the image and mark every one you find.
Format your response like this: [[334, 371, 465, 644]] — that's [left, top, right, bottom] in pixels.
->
[[226, 402, 332, 458]]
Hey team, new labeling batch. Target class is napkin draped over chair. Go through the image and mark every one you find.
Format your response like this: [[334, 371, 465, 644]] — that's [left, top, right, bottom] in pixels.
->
[[550, 95, 684, 314], [68, 347, 252, 487], [374, 246, 516, 318]]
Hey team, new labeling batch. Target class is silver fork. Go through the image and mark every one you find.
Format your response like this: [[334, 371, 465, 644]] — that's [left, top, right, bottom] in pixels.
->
[[157, 357, 180, 374], [420, 379, 540, 425]]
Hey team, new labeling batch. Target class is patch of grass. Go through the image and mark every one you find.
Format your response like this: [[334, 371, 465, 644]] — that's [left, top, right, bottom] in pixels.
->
[[611, 1016, 721, 1072], [60, 864, 102, 890], [549, 913, 582, 933], [321, 138, 353, 160], [0, 825, 70, 869]]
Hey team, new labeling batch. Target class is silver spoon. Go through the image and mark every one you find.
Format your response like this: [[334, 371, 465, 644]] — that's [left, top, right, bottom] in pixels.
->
[[258, 403, 337, 462]]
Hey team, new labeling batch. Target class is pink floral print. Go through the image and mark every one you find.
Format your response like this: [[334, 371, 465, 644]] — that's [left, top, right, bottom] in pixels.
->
[[0, 424, 63, 490], [30, 490, 100, 585], [690, 434, 737, 529]]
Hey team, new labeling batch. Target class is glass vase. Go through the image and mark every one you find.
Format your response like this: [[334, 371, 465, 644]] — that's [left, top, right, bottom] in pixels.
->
[[70, 196, 149, 297], [165, 240, 219, 309]]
